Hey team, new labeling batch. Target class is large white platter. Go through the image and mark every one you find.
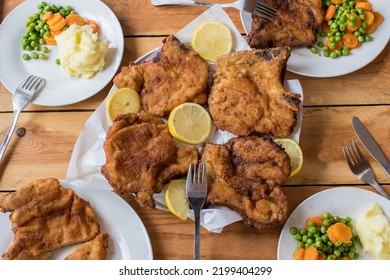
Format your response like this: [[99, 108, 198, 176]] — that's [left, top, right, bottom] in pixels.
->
[[0, 0, 124, 106], [240, 0, 390, 77], [277, 187, 390, 260], [0, 180, 153, 260]]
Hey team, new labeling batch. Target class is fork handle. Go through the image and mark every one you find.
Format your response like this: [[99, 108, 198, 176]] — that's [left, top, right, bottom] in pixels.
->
[[370, 181, 390, 200], [193, 209, 201, 260], [0, 109, 21, 161]]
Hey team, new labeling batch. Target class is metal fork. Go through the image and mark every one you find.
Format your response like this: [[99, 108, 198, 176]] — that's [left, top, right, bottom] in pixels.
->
[[186, 161, 208, 260], [342, 139, 390, 200], [0, 75, 44, 160], [152, 0, 277, 21]]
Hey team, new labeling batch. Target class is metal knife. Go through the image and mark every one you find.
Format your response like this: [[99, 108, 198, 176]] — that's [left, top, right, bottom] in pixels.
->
[[352, 116, 390, 177]]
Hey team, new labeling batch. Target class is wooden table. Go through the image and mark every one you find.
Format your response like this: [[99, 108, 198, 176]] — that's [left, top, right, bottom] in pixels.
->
[[1, 0, 389, 260]]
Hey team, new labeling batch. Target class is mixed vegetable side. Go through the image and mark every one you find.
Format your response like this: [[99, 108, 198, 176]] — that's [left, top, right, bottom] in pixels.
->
[[21, 1, 98, 61], [311, 0, 384, 58], [290, 212, 361, 260]]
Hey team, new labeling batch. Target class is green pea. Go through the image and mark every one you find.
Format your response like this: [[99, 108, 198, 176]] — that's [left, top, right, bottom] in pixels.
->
[[22, 53, 31, 60], [39, 53, 47, 60], [321, 235, 329, 243], [359, 14, 366, 20], [300, 228, 307, 235], [317, 41, 325, 48], [298, 241, 305, 248], [56, 58, 61, 65], [342, 48, 349, 56], [335, 35, 342, 42], [302, 235, 308, 243], [31, 52, 39, 59], [354, 31, 361, 36], [358, 35, 365, 42], [310, 47, 318, 54], [330, 52, 338, 59], [306, 238, 314, 246], [365, 35, 373, 42], [323, 50, 330, 57], [39, 38, 45, 45], [42, 46, 49, 53], [322, 45, 329, 51], [290, 227, 298, 235], [315, 241, 323, 248], [327, 255, 335, 260]]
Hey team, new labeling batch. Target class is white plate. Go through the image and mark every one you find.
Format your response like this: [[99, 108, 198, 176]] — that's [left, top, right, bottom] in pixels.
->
[[0, 0, 124, 106], [0, 180, 153, 260], [240, 0, 390, 77], [277, 187, 390, 260]]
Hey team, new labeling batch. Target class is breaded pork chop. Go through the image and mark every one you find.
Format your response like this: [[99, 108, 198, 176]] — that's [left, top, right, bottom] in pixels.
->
[[0, 178, 100, 260], [113, 35, 209, 117], [102, 112, 198, 208], [247, 0, 324, 49], [201, 136, 290, 230], [65, 233, 109, 260], [208, 47, 300, 138]]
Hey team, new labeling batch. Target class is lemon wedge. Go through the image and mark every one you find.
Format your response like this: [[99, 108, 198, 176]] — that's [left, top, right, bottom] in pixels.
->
[[164, 179, 189, 221], [274, 138, 303, 177], [107, 87, 141, 121], [167, 102, 212, 145], [192, 20, 233, 61]]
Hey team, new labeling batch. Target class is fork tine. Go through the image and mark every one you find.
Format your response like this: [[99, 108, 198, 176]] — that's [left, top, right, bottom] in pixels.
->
[[345, 141, 357, 164], [21, 75, 35, 88], [255, 3, 277, 15], [342, 146, 354, 168], [26, 76, 40, 91], [187, 163, 194, 184], [352, 139, 366, 162]]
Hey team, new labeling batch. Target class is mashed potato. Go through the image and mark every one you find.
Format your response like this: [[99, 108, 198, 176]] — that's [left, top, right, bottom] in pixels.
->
[[356, 203, 390, 259], [55, 24, 110, 78]]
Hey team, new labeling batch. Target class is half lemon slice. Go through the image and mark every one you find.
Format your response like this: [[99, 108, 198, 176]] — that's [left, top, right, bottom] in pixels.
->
[[274, 138, 304, 177], [168, 102, 212, 145], [192, 20, 233, 61], [164, 179, 189, 221], [107, 87, 141, 121]]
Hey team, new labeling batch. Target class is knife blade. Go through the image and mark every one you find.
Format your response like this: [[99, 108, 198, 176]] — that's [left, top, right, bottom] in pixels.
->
[[352, 116, 390, 177]]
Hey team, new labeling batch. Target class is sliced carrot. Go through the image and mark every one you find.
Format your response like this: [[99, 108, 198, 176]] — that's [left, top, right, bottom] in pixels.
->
[[365, 23, 377, 34], [303, 247, 319, 260], [306, 216, 323, 229], [327, 39, 343, 51], [343, 33, 359, 48], [46, 13, 63, 26], [43, 34, 56, 45], [363, 10, 375, 25], [50, 17, 66, 31], [41, 11, 53, 21], [356, 2, 372, 10], [318, 253, 327, 260], [294, 248, 305, 260], [325, 5, 336, 21], [51, 29, 63, 36], [330, 0, 343, 4], [372, 12, 384, 27], [327, 222, 353, 244], [86, 20, 99, 33], [66, 14, 86, 26], [321, 22, 331, 34], [347, 13, 362, 32]]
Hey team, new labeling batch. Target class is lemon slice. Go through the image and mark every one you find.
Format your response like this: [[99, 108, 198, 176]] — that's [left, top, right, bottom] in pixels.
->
[[168, 102, 212, 145], [274, 138, 303, 177], [164, 179, 189, 221], [192, 20, 233, 61], [107, 87, 141, 121]]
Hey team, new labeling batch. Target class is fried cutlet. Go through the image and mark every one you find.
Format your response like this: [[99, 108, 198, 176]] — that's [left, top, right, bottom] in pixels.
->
[[208, 47, 300, 138], [101, 112, 198, 208], [65, 233, 109, 260], [113, 35, 209, 117], [0, 178, 100, 260], [201, 136, 290, 230], [247, 0, 324, 49]]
